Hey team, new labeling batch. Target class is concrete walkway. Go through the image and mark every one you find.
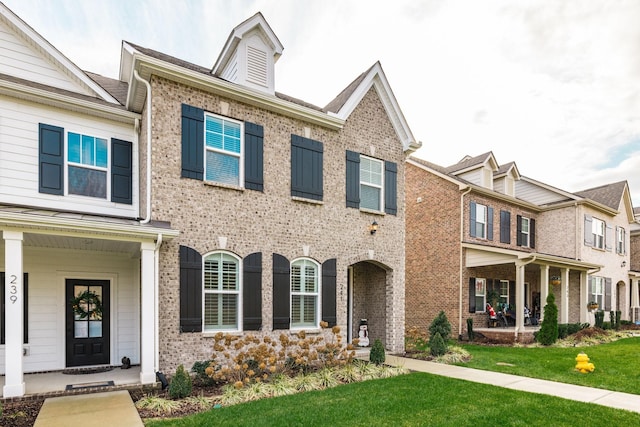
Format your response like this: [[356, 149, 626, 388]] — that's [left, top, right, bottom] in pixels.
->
[[386, 355, 640, 414], [34, 390, 143, 427]]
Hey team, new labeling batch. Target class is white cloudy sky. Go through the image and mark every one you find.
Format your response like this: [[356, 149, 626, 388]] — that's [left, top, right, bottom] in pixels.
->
[[5, 0, 640, 205]]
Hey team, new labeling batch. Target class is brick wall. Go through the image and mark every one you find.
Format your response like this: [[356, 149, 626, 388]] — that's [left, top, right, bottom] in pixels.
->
[[148, 76, 408, 372]]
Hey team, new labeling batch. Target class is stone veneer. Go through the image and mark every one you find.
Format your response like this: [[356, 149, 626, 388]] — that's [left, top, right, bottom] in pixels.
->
[[143, 76, 408, 372]]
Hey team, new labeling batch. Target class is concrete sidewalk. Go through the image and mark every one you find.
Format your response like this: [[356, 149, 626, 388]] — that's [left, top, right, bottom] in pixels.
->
[[34, 390, 143, 427], [386, 355, 640, 414]]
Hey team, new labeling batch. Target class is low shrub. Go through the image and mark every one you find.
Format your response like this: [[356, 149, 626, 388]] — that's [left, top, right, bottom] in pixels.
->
[[467, 318, 474, 341], [369, 339, 386, 365], [169, 364, 193, 399], [557, 323, 589, 339], [594, 310, 605, 329], [191, 360, 216, 386], [429, 332, 447, 357]]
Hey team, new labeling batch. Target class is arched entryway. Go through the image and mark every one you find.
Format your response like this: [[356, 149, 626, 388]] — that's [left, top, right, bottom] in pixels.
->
[[347, 260, 392, 349]]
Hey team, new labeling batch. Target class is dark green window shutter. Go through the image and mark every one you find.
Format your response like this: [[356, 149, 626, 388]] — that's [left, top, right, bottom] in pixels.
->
[[243, 252, 262, 331], [500, 210, 511, 243], [384, 161, 397, 215], [179, 245, 202, 332], [584, 215, 593, 246], [530, 218, 536, 249], [291, 135, 323, 200], [487, 207, 494, 240], [469, 201, 477, 237], [181, 104, 204, 180], [272, 253, 290, 330], [111, 138, 133, 204], [468, 278, 476, 313], [516, 215, 523, 246], [345, 151, 360, 208], [38, 123, 64, 195], [605, 278, 612, 310], [321, 258, 337, 327], [244, 122, 264, 191], [1, 273, 28, 344]]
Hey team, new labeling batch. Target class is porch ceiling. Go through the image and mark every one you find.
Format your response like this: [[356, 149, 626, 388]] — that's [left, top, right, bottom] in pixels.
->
[[23, 233, 141, 255]]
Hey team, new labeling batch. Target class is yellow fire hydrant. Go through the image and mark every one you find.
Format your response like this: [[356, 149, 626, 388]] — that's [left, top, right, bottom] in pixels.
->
[[575, 352, 595, 373]]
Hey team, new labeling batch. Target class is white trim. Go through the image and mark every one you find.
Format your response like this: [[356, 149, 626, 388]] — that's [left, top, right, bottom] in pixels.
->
[[290, 257, 321, 330], [201, 251, 243, 333], [204, 113, 245, 187]]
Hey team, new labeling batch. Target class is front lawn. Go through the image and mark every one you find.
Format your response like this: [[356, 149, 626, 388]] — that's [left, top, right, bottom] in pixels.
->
[[458, 336, 640, 394], [145, 372, 640, 426]]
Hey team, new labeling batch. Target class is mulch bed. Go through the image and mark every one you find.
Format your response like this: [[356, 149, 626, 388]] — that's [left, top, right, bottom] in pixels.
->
[[0, 398, 44, 427]]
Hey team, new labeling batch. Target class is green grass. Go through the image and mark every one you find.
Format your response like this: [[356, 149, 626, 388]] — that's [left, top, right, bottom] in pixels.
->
[[145, 372, 640, 426], [458, 337, 640, 394]]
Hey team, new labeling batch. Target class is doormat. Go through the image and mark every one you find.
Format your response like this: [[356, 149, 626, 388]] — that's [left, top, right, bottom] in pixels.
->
[[65, 380, 115, 391], [63, 366, 114, 375]]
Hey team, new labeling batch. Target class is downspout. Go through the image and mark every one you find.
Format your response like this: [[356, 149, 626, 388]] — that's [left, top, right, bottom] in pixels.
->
[[515, 255, 537, 339], [133, 69, 152, 224], [459, 186, 472, 338], [154, 233, 163, 373]]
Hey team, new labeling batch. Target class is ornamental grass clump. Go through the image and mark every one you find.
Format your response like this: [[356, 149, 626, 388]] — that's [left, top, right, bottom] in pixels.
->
[[169, 364, 193, 399]]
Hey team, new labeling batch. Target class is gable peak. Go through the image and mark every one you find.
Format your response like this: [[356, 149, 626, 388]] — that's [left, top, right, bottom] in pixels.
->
[[212, 12, 284, 95]]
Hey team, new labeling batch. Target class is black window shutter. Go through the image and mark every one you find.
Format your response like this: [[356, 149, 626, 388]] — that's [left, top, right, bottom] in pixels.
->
[[1, 273, 28, 344], [244, 122, 264, 191], [605, 278, 612, 310], [243, 252, 262, 331], [530, 218, 536, 249], [605, 224, 613, 252], [179, 245, 202, 332], [469, 201, 477, 237], [321, 258, 337, 327], [111, 138, 133, 204], [500, 210, 511, 244], [272, 253, 290, 330], [38, 123, 64, 195], [584, 215, 593, 246], [181, 104, 204, 180], [516, 215, 523, 246], [291, 135, 323, 200], [345, 151, 360, 208], [468, 278, 476, 313], [509, 281, 515, 308], [384, 161, 398, 215], [487, 207, 494, 241]]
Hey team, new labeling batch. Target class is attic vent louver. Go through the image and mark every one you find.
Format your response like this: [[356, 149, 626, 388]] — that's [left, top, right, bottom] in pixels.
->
[[246, 45, 268, 87]]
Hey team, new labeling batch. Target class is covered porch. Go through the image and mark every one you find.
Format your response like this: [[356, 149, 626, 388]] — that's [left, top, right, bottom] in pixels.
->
[[0, 206, 178, 398], [464, 243, 601, 342]]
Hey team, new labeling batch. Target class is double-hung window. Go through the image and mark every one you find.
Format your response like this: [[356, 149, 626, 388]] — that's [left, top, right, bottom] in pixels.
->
[[290, 259, 319, 328], [520, 217, 530, 247], [67, 132, 108, 199], [205, 114, 242, 186], [474, 203, 487, 239], [203, 252, 240, 331], [591, 276, 604, 308], [616, 226, 626, 254], [474, 278, 486, 312], [359, 156, 383, 211], [499, 280, 509, 307], [592, 218, 605, 249]]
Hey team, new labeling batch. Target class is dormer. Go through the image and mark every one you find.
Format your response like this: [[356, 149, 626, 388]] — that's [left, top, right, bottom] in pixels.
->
[[449, 152, 499, 191], [494, 162, 521, 197], [211, 12, 283, 95]]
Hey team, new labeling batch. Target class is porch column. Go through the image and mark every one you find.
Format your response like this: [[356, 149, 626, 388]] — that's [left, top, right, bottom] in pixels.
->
[[3, 231, 25, 398], [539, 265, 549, 322], [631, 279, 639, 323], [560, 268, 569, 323], [580, 271, 589, 323], [514, 261, 526, 330], [140, 242, 156, 384]]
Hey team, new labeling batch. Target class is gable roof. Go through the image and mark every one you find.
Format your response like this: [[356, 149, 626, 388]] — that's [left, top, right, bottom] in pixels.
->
[[445, 152, 498, 175], [495, 161, 521, 180], [323, 62, 420, 152], [575, 181, 627, 210], [0, 3, 118, 104]]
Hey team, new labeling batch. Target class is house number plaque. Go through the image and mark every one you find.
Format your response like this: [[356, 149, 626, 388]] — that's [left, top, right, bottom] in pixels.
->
[[9, 274, 18, 304]]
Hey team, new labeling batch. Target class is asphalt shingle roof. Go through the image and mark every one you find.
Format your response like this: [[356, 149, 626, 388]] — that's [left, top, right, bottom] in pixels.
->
[[575, 181, 627, 210]]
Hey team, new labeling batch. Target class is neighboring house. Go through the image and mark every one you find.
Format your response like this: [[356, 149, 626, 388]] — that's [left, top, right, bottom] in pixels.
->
[[0, 7, 418, 397], [406, 153, 635, 340], [118, 13, 419, 375], [0, 3, 179, 398], [630, 207, 640, 323]]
